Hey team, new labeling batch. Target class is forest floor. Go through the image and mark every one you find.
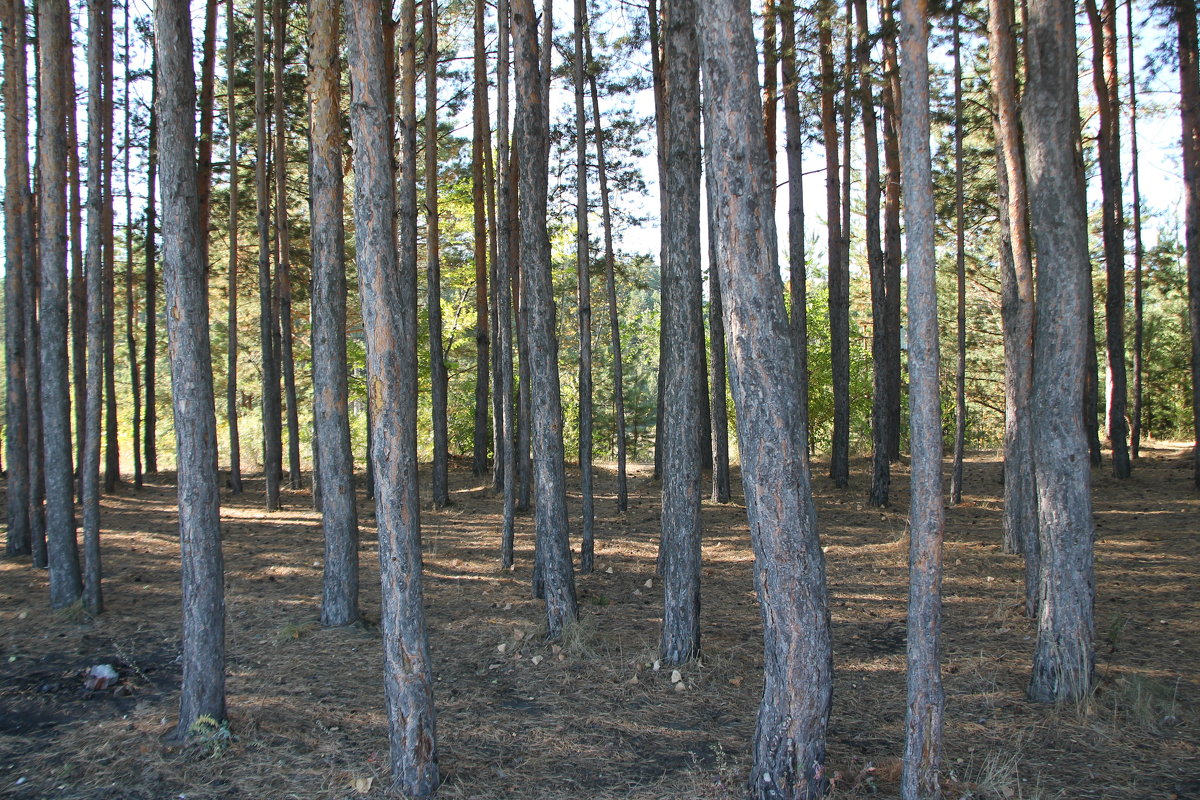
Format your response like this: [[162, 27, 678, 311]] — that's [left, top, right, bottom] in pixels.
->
[[0, 443, 1197, 800]]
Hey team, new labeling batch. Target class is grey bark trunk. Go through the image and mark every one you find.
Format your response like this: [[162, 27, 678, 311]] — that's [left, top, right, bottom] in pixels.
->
[[496, 0, 517, 565], [1126, 0, 1144, 459], [67, 54, 84, 497], [226, 0, 242, 494], [124, 0, 142, 490], [102, 0, 117, 494], [198, 0, 218, 267], [704, 174, 731, 504], [699, 4, 833, 796], [950, 6, 967, 507], [472, 0, 490, 480], [1176, 0, 1200, 488], [144, 66, 158, 475], [274, 0, 301, 491], [574, 0, 595, 574], [425, 0, 449, 509]]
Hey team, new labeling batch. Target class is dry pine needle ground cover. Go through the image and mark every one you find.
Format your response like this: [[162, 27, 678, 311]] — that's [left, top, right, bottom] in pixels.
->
[[1, 444, 1197, 799]]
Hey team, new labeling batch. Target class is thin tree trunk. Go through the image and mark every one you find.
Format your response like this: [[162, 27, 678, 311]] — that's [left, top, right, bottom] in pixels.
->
[[157, 0, 226, 738], [881, 0, 902, 462], [1127, 0, 1144, 459], [67, 52, 85, 496], [1024, 0, 1097, 704], [102, 0, 118, 493], [496, 0, 517, 564], [124, 0, 142, 490], [763, 0, 777, 179], [705, 171, 731, 504], [1085, 0, 1131, 479], [425, 0, 449, 508], [198, 0, 218, 266], [227, 0, 242, 494], [950, 3, 967, 505], [1085, 305, 1102, 467], [472, 0, 490, 479], [27, 0, 46, 568], [39, 0, 82, 609], [144, 65, 158, 475], [574, 0, 595, 572], [274, 0, 301, 491], [3, 0, 32, 556], [310, 0, 359, 627], [256, 0, 282, 509], [346, 0, 439, 790], [699, 3, 833, 795], [898, 0, 944, 795], [514, 0, 578, 637], [1176, 0, 1200, 488], [988, 0, 1039, 615]]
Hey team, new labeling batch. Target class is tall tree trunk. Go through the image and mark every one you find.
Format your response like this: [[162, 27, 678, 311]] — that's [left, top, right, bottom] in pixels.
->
[[950, 3, 967, 505], [38, 0, 82, 609], [346, 0, 439, 790], [144, 65, 159, 475], [496, 0, 517, 565], [818, 0, 847, 488], [1127, 0, 1144, 459], [705, 176, 731, 504], [780, 0, 809, 460], [763, 0, 777, 179], [102, 0, 118, 493], [198, 0, 219, 267], [67, 50, 85, 496], [1085, 305, 1102, 467], [226, 0, 242, 494], [27, 0, 46, 568], [1024, 0, 1096, 704], [157, 0, 226, 738], [425, 0, 449, 508], [899, 1, 944, 795], [699, 3, 833, 795], [274, 0, 301, 491], [472, 0, 490, 479], [256, 0, 282, 509], [309, 0, 359, 627], [1176, 0, 1200, 488], [514, 0, 578, 637], [988, 0, 1039, 615], [584, 28, 628, 512], [857, 0, 889, 508], [574, 0, 595, 572], [880, 0, 902, 462], [3, 0, 32, 556], [1085, 0, 1131, 479], [124, 0, 142, 490], [658, 0, 703, 665]]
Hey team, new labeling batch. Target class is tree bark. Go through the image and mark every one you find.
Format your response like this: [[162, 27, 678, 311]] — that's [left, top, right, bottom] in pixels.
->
[[988, 0, 1039, 616], [472, 0, 490, 479], [950, 4, 967, 506], [1177, 0, 1200, 488], [345, 0, 439, 790], [39, 0, 82, 609], [880, 0, 902, 462], [274, 0, 301, 491], [699, 3, 833, 796], [144, 64, 159, 475], [1024, 0, 1097, 704], [513, 0, 579, 637], [3, 0, 32, 556], [156, 0, 227, 739], [198, 0, 219, 267], [227, 0, 242, 494], [898, 0, 944, 795], [763, 0, 777, 180], [574, 0, 595, 573], [425, 0, 449, 509], [496, 0, 517, 565], [705, 176, 731, 504], [124, 0, 142, 490], [780, 0, 808, 461], [102, 0, 118, 493], [67, 47, 85, 497], [1127, 0, 1144, 459]]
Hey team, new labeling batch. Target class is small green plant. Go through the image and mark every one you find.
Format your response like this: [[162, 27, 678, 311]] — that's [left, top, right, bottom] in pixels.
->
[[276, 620, 318, 642], [187, 715, 236, 759]]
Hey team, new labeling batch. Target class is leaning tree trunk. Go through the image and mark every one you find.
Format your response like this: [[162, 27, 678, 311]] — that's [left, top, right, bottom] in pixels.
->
[[425, 0, 449, 509], [39, 0, 82, 609], [309, 0, 359, 628], [226, 0, 242, 494], [574, 0, 595, 573], [899, 0, 945, 795], [1177, 0, 1200, 489], [157, 0, 226, 740], [1024, 0, 1097, 704], [513, 0, 579, 638], [345, 0, 439, 791], [699, 3, 833, 796], [274, 0, 301, 491]]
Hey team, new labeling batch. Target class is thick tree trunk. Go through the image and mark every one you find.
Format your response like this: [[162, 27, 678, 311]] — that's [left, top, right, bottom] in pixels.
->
[[699, 4, 833, 796], [255, 0, 282, 509], [496, 0, 517, 565], [1178, 0, 1200, 488], [124, 0, 142, 490], [1127, 0, 1144, 459], [346, 0, 439, 791], [950, 6, 967, 506], [157, 0, 226, 739], [274, 0, 301, 491], [39, 0, 82, 609], [780, 0, 808, 459], [898, 1, 944, 795], [1085, 0, 1131, 479], [472, 0, 490, 480], [425, 0, 449, 509], [988, 0, 1040, 615], [1024, 0, 1096, 704], [513, 0, 579, 637], [309, 0, 359, 628], [3, 0, 32, 556], [880, 0, 902, 462], [144, 66, 159, 475], [658, 0, 703, 665], [226, 0, 242, 494]]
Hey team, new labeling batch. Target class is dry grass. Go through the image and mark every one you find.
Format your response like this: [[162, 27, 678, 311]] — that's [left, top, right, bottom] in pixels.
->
[[1, 443, 1197, 799]]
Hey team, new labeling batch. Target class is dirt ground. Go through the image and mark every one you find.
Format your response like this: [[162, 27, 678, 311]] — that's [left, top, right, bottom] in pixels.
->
[[0, 443, 1197, 800]]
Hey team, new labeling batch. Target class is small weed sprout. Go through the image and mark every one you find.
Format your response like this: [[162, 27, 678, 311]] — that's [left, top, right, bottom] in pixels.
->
[[187, 715, 236, 759]]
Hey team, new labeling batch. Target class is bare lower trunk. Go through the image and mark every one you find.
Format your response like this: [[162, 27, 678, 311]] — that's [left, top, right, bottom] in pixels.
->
[[496, 0, 517, 566], [1127, 0, 1144, 459], [1176, 0, 1200, 488], [950, 6, 967, 507], [705, 190, 731, 504], [881, 0, 902, 463], [574, 0, 595, 572], [124, 0, 142, 491], [255, 0, 281, 509], [102, 0, 118, 493], [144, 67, 158, 475], [226, 0, 242, 494], [274, 0, 301, 491], [472, 0, 490, 480], [425, 0, 449, 509]]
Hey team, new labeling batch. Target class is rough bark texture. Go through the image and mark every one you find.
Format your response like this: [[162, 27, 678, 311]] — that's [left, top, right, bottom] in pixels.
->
[[255, 0, 282, 510], [310, 0, 359, 628], [472, 0, 490, 480], [899, 1, 944, 795], [3, 0, 32, 556], [818, 0, 848, 488], [1085, 0, 1131, 479], [513, 0, 578, 638], [1179, 0, 1200, 489], [226, 0, 242, 494], [988, 0, 1039, 614], [156, 0, 226, 738], [658, 0, 703, 666], [1127, 0, 1144, 459], [345, 0, 439, 792], [1023, 0, 1096, 704], [274, 0, 301, 491], [574, 0, 595, 574], [496, 0, 517, 566], [425, 0, 449, 509], [39, 0, 82, 610], [699, 3, 832, 797]]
